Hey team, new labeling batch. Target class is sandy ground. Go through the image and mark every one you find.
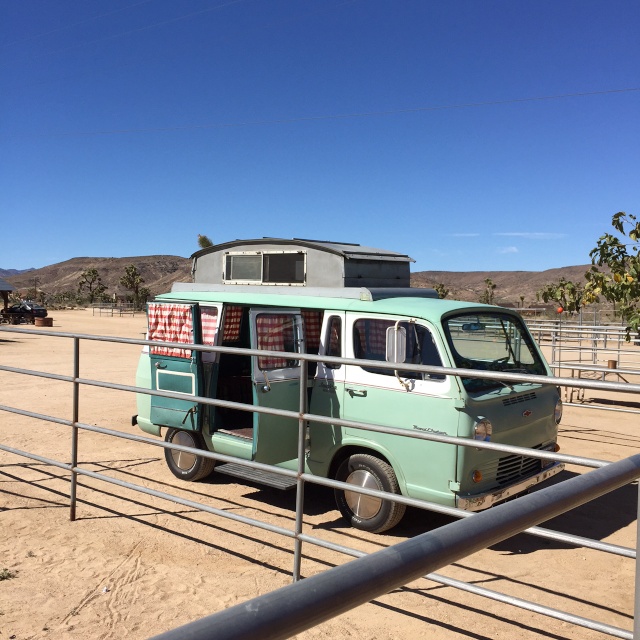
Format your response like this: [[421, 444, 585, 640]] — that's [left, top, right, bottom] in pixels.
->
[[1, 309, 639, 640]]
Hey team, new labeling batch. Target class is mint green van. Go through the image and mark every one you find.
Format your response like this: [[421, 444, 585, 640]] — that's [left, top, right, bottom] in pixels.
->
[[134, 239, 563, 533]]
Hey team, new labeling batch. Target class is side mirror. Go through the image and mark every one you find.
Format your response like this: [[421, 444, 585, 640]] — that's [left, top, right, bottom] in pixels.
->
[[386, 326, 407, 364]]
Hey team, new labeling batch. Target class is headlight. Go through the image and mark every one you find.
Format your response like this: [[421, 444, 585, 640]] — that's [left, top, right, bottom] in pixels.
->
[[474, 418, 493, 441], [554, 397, 563, 424]]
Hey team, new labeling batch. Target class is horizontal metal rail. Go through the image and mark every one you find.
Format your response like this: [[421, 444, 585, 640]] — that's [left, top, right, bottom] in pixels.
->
[[151, 454, 640, 640], [4, 401, 629, 561], [0, 368, 614, 470], [1, 323, 638, 638]]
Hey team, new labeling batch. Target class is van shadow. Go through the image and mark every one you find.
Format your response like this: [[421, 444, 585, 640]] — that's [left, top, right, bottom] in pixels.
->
[[351, 470, 638, 553], [488, 470, 637, 555], [210, 469, 638, 554], [236, 480, 338, 518], [580, 396, 640, 410]]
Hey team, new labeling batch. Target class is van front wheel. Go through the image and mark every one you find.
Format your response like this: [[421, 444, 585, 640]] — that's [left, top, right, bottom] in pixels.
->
[[334, 454, 406, 533], [164, 428, 215, 482]]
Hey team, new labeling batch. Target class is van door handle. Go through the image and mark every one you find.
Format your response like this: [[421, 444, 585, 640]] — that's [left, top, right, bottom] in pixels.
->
[[346, 388, 367, 398]]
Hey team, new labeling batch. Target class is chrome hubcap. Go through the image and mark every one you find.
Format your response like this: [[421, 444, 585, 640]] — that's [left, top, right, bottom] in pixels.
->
[[171, 431, 197, 471], [345, 469, 382, 519]]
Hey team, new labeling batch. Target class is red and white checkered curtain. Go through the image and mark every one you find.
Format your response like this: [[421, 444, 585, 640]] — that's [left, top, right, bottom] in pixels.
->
[[200, 307, 219, 362], [200, 307, 219, 347], [354, 318, 391, 360], [256, 313, 295, 370], [222, 305, 243, 342], [368, 320, 389, 357], [302, 310, 322, 353], [148, 303, 193, 359]]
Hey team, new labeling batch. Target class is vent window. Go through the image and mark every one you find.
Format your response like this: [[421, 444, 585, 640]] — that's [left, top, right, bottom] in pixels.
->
[[224, 252, 305, 285]]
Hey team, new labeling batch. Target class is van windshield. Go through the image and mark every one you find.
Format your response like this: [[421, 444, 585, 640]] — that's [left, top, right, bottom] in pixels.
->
[[442, 312, 547, 392]]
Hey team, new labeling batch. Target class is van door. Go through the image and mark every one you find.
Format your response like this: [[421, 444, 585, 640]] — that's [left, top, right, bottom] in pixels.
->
[[148, 303, 202, 431], [250, 308, 304, 465], [343, 313, 459, 503]]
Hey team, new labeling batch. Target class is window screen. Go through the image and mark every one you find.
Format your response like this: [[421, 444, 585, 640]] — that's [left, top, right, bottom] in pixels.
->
[[263, 253, 305, 283], [224, 252, 305, 284], [226, 255, 262, 281]]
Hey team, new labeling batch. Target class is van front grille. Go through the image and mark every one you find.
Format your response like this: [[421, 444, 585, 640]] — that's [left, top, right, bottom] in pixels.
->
[[502, 392, 537, 407], [496, 445, 544, 485]]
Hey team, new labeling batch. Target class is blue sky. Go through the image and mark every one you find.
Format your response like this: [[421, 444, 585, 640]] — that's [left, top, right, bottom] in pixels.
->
[[1, 0, 638, 272]]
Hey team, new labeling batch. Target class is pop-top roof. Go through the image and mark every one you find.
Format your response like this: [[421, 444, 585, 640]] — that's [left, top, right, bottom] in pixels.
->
[[191, 238, 414, 263]]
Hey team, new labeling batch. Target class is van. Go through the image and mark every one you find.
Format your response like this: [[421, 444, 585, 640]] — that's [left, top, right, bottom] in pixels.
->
[[134, 239, 563, 533]]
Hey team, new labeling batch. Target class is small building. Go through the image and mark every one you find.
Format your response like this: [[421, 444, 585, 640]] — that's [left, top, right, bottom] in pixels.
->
[[190, 238, 414, 289], [0, 276, 15, 312]]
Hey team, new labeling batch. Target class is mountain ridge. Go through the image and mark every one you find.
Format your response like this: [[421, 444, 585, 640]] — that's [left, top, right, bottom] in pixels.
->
[[3, 256, 592, 305]]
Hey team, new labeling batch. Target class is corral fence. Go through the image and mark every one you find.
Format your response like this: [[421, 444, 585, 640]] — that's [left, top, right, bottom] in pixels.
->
[[526, 319, 640, 415], [91, 302, 137, 317], [1, 324, 639, 639]]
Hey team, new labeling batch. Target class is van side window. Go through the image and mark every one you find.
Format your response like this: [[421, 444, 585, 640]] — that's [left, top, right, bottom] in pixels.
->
[[148, 303, 194, 359], [200, 306, 219, 363], [324, 316, 342, 369], [256, 313, 300, 370], [353, 318, 444, 379]]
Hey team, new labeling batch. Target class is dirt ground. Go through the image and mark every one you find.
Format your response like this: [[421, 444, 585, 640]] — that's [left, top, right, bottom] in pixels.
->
[[1, 309, 639, 640]]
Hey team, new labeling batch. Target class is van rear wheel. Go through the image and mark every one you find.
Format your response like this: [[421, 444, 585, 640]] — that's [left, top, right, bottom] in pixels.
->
[[334, 453, 406, 533], [164, 428, 215, 482]]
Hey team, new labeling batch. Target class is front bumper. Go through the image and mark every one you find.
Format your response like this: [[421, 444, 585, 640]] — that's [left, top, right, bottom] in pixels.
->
[[456, 462, 565, 511]]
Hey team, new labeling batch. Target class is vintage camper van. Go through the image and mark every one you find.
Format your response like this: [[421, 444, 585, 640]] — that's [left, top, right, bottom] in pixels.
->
[[134, 238, 563, 533]]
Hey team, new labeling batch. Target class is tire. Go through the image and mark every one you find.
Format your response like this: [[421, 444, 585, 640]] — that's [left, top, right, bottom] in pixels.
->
[[164, 428, 215, 482], [334, 453, 406, 533]]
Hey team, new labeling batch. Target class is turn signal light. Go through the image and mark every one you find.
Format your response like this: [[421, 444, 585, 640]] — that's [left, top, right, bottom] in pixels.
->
[[472, 470, 483, 483]]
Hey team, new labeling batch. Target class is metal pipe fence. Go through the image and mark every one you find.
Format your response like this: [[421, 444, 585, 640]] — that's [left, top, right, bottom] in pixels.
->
[[151, 454, 640, 640], [1, 324, 639, 638], [526, 320, 640, 367], [525, 319, 640, 415], [91, 302, 137, 316]]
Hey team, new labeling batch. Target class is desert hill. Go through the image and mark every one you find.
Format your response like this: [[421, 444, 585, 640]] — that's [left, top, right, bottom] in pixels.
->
[[5, 256, 191, 299], [3, 256, 592, 306], [411, 264, 592, 304]]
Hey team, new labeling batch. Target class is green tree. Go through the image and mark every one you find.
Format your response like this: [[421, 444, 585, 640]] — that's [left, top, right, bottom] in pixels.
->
[[585, 211, 640, 338], [479, 278, 496, 304], [434, 283, 449, 299], [78, 268, 107, 303], [138, 287, 151, 305], [536, 277, 585, 315], [198, 234, 213, 249], [120, 264, 145, 308]]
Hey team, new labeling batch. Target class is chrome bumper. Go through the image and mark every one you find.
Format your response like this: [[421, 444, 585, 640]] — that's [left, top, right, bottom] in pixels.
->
[[456, 462, 565, 511]]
